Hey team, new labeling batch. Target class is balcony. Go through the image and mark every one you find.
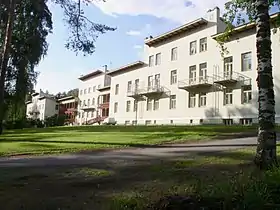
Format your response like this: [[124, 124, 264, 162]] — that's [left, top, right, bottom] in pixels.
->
[[178, 76, 213, 91], [214, 72, 245, 86], [80, 104, 96, 111], [98, 102, 110, 109], [97, 85, 111, 92], [127, 88, 142, 98], [138, 85, 165, 96]]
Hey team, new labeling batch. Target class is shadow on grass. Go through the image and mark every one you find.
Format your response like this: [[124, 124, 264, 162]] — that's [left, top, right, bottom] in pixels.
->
[[3, 125, 259, 135], [0, 148, 259, 210]]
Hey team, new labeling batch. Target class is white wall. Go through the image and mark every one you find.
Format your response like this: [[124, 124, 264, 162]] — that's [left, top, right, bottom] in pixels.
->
[[108, 8, 280, 125]]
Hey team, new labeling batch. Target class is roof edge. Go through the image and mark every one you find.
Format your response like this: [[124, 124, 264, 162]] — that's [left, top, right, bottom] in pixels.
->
[[107, 61, 145, 76]]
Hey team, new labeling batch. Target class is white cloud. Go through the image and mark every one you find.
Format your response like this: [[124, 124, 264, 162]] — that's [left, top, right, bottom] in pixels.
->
[[91, 0, 228, 24], [133, 45, 142, 49], [126, 30, 141, 36]]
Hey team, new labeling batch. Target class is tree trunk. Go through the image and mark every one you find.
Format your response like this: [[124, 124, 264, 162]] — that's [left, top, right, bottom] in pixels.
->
[[0, 0, 16, 134], [254, 0, 277, 169]]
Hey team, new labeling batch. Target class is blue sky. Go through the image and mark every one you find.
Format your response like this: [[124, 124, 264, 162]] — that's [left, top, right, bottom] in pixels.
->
[[35, 0, 278, 94]]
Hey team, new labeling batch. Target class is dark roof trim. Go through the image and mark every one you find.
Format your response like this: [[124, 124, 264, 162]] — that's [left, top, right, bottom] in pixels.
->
[[78, 70, 103, 81], [57, 96, 76, 102], [107, 61, 145, 76], [97, 86, 111, 91], [145, 18, 208, 46]]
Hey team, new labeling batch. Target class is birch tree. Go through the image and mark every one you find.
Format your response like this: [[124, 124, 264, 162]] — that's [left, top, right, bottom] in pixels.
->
[[221, 0, 280, 169]]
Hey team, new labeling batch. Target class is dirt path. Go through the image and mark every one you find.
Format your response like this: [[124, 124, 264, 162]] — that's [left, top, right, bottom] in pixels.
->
[[0, 136, 260, 168]]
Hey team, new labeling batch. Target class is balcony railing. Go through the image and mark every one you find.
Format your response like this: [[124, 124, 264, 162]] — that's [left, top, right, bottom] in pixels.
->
[[178, 76, 213, 90], [214, 71, 250, 86], [139, 85, 165, 96], [80, 104, 96, 110], [127, 88, 142, 98]]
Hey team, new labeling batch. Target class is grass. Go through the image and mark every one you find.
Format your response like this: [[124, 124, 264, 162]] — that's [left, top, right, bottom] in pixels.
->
[[0, 125, 258, 156], [1, 146, 280, 209]]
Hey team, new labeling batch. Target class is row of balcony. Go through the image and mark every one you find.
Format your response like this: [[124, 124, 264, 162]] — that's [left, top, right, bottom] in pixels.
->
[[126, 72, 252, 98], [80, 102, 110, 111]]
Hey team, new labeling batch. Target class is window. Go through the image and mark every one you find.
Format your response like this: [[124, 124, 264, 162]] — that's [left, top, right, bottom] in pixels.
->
[[154, 120, 157, 124], [190, 119, 193, 124], [115, 84, 119, 95], [148, 76, 153, 89], [171, 47, 177, 61], [189, 65, 196, 84], [88, 87, 91, 93], [189, 93, 196, 108], [82, 112, 84, 118], [170, 120, 174, 124], [147, 98, 153, 111], [80, 90, 83, 95], [149, 55, 154, 67], [200, 37, 207, 52], [241, 52, 252, 71], [190, 41, 197, 55], [155, 74, 160, 87], [97, 84, 101, 89], [132, 120, 137, 125], [91, 111, 94, 118], [170, 70, 177, 85], [170, 95, 176, 109], [126, 101, 131, 112], [240, 118, 253, 125], [223, 119, 233, 126], [127, 81, 132, 93], [92, 98, 95, 105], [133, 100, 138, 112], [87, 99, 90, 106], [114, 102, 118, 113], [93, 86, 96, 92], [145, 120, 152, 125], [83, 100, 86, 106], [155, 53, 161, 65], [199, 93, 207, 107], [199, 63, 207, 81], [55, 104, 59, 110], [154, 99, 159, 110], [224, 56, 233, 78], [200, 119, 204, 124], [242, 85, 252, 104], [224, 89, 233, 105], [84, 89, 87, 94], [125, 120, 130, 125], [135, 79, 139, 92]]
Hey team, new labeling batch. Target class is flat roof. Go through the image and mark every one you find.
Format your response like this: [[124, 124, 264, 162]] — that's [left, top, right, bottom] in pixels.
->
[[212, 12, 280, 39], [107, 61, 145, 76], [57, 96, 76, 102], [78, 70, 103, 81], [145, 18, 208, 46], [25, 101, 32, 105], [31, 92, 39, 97]]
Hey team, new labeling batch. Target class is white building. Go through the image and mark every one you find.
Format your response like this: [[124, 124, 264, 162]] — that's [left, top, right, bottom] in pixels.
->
[[77, 7, 280, 126], [77, 69, 111, 125], [26, 91, 59, 121]]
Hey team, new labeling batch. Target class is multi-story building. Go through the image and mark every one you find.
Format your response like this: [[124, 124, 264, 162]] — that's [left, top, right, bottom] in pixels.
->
[[77, 68, 111, 125], [26, 91, 59, 121], [77, 7, 280, 126], [58, 96, 79, 124]]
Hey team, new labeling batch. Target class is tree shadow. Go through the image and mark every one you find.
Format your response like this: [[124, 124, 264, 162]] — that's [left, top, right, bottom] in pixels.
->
[[0, 148, 259, 210]]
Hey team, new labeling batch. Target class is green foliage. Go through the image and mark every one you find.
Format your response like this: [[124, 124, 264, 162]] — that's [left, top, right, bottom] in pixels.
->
[[44, 114, 67, 127]]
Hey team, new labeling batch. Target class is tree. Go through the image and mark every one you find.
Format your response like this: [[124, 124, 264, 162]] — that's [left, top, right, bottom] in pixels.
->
[[221, 0, 280, 169], [0, 0, 115, 134]]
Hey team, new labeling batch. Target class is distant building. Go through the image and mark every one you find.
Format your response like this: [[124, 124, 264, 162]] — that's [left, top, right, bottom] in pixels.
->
[[77, 67, 111, 125], [26, 91, 59, 121], [57, 96, 79, 124]]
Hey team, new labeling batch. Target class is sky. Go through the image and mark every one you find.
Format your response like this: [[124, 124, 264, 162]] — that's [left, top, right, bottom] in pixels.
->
[[35, 0, 278, 94]]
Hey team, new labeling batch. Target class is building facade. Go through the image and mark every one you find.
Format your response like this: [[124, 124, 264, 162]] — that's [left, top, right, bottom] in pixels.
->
[[58, 96, 79, 124], [77, 7, 280, 126], [26, 91, 59, 121], [77, 69, 111, 125]]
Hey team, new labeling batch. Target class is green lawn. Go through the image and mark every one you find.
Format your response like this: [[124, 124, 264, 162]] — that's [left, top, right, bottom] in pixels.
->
[[0, 125, 258, 156], [1, 146, 280, 209]]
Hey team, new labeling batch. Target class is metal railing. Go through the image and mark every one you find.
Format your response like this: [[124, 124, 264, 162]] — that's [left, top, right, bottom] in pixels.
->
[[178, 76, 213, 89]]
